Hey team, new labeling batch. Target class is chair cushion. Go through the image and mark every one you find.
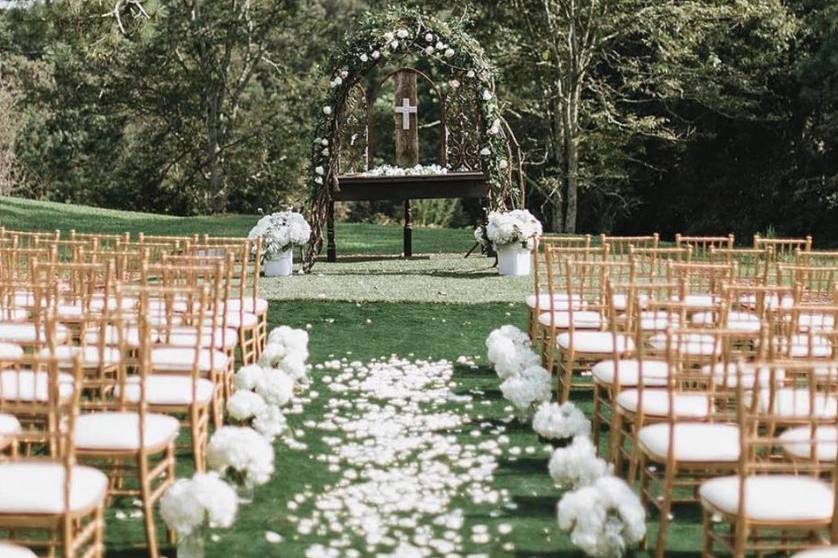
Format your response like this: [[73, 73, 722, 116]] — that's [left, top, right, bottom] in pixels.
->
[[0, 542, 37, 558], [525, 293, 585, 310], [89, 295, 137, 312], [610, 294, 648, 311], [82, 325, 144, 348], [151, 347, 230, 372], [616, 389, 711, 418], [0, 323, 69, 345], [118, 376, 215, 405], [773, 334, 833, 358], [793, 546, 838, 558], [691, 311, 761, 333], [226, 297, 269, 314], [739, 293, 794, 310], [759, 389, 838, 418], [798, 313, 836, 332], [671, 294, 719, 309], [0, 308, 29, 322], [0, 343, 23, 360], [639, 422, 740, 462], [649, 332, 720, 356], [0, 412, 21, 437], [162, 327, 239, 350], [635, 311, 681, 332], [538, 311, 603, 329], [0, 462, 107, 514], [701, 363, 784, 389], [779, 425, 838, 461], [217, 312, 258, 329], [0, 370, 75, 402], [556, 332, 634, 354], [74, 412, 179, 451], [38, 346, 122, 368], [591, 359, 670, 387], [699, 475, 833, 522]]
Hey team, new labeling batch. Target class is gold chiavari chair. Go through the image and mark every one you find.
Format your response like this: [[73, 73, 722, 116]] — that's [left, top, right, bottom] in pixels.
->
[[755, 233, 813, 261], [527, 238, 602, 339], [637, 327, 745, 558], [666, 261, 737, 312], [629, 246, 692, 281], [709, 245, 773, 286], [0, 229, 60, 249], [700, 360, 838, 556], [71, 286, 178, 558], [601, 233, 660, 258], [777, 264, 838, 305], [69, 230, 130, 251], [0, 352, 107, 558], [675, 233, 735, 260], [548, 256, 637, 402], [796, 249, 838, 268]]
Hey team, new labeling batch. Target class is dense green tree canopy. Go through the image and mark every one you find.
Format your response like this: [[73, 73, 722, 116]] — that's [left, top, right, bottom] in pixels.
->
[[0, 0, 836, 240]]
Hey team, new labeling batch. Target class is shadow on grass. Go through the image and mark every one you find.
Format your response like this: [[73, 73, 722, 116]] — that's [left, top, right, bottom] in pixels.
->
[[497, 457, 550, 477], [508, 494, 559, 519]]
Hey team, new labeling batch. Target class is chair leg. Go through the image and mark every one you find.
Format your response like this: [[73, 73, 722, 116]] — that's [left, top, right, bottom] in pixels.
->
[[138, 454, 160, 558], [654, 466, 675, 558], [191, 409, 206, 473], [609, 409, 624, 464], [702, 508, 714, 557], [592, 385, 602, 451], [94, 505, 105, 558], [560, 348, 575, 403]]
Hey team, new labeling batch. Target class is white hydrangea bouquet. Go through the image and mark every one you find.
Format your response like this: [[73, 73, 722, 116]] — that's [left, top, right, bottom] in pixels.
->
[[207, 426, 276, 504], [475, 209, 542, 276], [159, 472, 239, 556], [248, 211, 311, 276]]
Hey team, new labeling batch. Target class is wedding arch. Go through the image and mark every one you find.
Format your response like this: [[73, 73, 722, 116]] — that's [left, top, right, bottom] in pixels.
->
[[303, 8, 523, 271]]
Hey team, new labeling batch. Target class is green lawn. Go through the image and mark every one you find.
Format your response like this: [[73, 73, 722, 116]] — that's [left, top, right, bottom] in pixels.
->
[[0, 196, 473, 256]]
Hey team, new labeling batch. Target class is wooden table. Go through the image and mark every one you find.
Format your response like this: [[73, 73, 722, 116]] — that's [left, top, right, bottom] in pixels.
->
[[327, 172, 489, 261]]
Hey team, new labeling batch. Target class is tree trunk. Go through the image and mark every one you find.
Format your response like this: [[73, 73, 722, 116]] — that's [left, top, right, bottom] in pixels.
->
[[206, 90, 226, 213], [563, 87, 580, 234]]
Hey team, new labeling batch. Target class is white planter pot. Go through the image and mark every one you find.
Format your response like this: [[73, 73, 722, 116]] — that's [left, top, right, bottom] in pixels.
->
[[264, 249, 293, 277], [496, 244, 531, 276]]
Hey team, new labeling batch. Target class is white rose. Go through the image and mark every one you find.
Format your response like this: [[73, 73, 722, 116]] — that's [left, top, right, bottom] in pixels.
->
[[480, 147, 490, 156], [467, 70, 476, 78], [482, 90, 493, 101], [425, 33, 434, 42], [322, 106, 332, 115], [445, 48, 455, 58], [321, 138, 329, 146], [315, 166, 324, 175], [449, 79, 460, 89], [371, 50, 380, 60], [321, 148, 329, 156], [396, 28, 408, 39], [499, 159, 508, 170], [425, 46, 434, 55], [314, 177, 323, 185], [390, 40, 399, 50], [383, 32, 394, 42], [435, 41, 444, 50], [340, 70, 349, 79], [359, 53, 368, 62]]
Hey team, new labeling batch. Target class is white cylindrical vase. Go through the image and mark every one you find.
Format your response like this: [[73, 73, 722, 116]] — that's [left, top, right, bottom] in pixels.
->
[[496, 244, 531, 276], [264, 249, 293, 277]]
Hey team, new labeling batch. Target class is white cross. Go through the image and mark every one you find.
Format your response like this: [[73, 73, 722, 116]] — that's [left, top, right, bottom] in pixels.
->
[[394, 97, 417, 130]]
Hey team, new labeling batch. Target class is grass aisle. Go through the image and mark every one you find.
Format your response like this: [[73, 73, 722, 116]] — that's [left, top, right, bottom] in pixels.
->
[[100, 302, 704, 557]]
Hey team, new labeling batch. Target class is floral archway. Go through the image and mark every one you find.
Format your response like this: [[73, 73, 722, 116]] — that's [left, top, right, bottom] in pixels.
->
[[303, 8, 523, 271]]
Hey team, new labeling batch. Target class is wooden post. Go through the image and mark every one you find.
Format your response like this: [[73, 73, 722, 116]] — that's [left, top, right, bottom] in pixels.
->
[[394, 70, 419, 258]]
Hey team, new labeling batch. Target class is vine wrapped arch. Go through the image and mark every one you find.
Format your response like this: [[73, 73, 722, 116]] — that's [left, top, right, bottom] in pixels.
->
[[303, 8, 523, 272]]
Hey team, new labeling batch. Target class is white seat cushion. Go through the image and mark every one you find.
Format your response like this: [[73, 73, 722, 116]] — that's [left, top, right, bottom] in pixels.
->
[[649, 332, 720, 356], [151, 347, 230, 372], [0, 308, 29, 322], [639, 422, 740, 462], [0, 462, 107, 514], [118, 376, 215, 405], [701, 363, 784, 389], [162, 327, 239, 350], [672, 294, 719, 308], [538, 311, 603, 329], [55, 304, 85, 320], [0, 342, 22, 360], [779, 426, 838, 461], [226, 297, 269, 314], [0, 412, 21, 437], [700, 475, 833, 522], [616, 389, 711, 418], [772, 334, 833, 358], [82, 325, 144, 348], [556, 332, 634, 354], [218, 312, 258, 329], [0, 323, 69, 345], [610, 293, 648, 311], [526, 293, 585, 310], [691, 311, 761, 333], [38, 346, 122, 368], [89, 295, 137, 312], [635, 311, 680, 332], [759, 389, 838, 418], [591, 359, 670, 386], [74, 412, 179, 451], [798, 313, 836, 332], [739, 293, 794, 310], [793, 546, 838, 558], [0, 370, 75, 401], [0, 542, 37, 558]]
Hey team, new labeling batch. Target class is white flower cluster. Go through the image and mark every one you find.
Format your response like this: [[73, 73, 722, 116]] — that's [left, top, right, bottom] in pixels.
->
[[160, 472, 238, 537], [548, 436, 609, 488], [207, 426, 275, 487], [532, 401, 591, 441], [485, 325, 550, 416], [485, 209, 543, 248], [557, 476, 646, 558], [227, 325, 310, 440], [361, 164, 449, 177], [248, 211, 312, 258]]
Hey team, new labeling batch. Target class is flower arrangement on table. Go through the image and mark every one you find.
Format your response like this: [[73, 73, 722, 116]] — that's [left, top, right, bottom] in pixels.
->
[[361, 163, 449, 177], [475, 210, 542, 276], [248, 211, 311, 276], [484, 324, 646, 557]]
